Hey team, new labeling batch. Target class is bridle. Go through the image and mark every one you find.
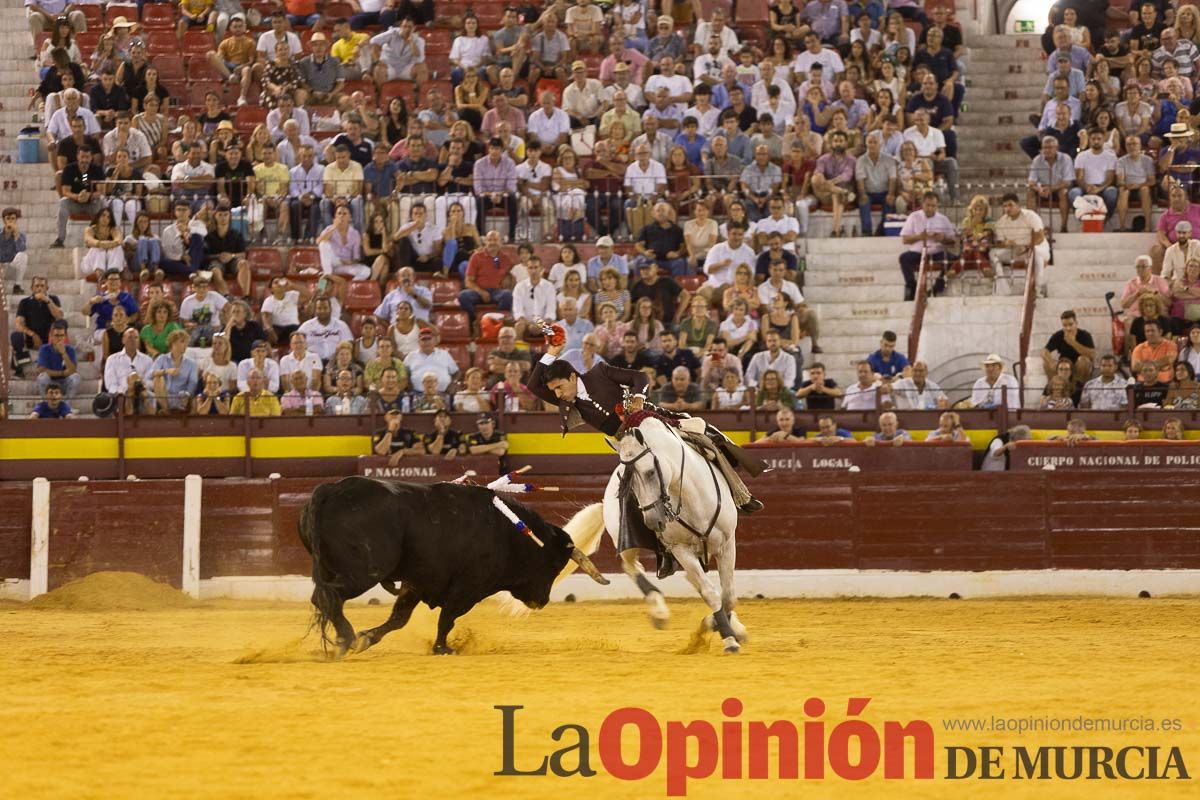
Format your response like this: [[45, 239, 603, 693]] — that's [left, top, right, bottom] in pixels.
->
[[617, 426, 722, 542], [618, 437, 684, 524]]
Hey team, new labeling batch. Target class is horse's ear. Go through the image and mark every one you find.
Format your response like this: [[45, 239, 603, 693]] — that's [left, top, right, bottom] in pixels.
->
[[604, 436, 620, 452], [634, 428, 645, 446]]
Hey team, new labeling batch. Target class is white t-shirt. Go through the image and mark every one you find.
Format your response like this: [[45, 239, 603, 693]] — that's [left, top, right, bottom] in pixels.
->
[[449, 35, 490, 68], [702, 241, 756, 288], [643, 73, 694, 112], [757, 279, 804, 307], [754, 214, 802, 250], [548, 262, 587, 289], [624, 159, 667, 197], [279, 351, 324, 384], [842, 380, 881, 410], [261, 290, 301, 328], [791, 48, 845, 77], [171, 159, 216, 185], [256, 30, 303, 57], [179, 291, 227, 324], [902, 126, 947, 158], [526, 107, 571, 146], [297, 317, 353, 362], [719, 315, 758, 342], [515, 160, 552, 196], [1073, 148, 1118, 186]]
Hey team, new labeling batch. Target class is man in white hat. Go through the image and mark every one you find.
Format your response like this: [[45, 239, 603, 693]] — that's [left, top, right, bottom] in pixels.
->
[[1158, 121, 1200, 193], [972, 354, 1021, 410]]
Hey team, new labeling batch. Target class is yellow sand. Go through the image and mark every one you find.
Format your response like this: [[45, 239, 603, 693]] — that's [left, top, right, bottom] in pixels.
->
[[0, 594, 1196, 799]]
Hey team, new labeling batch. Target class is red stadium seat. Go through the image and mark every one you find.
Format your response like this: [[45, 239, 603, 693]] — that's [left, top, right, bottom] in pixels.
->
[[323, 1, 357, 20], [345, 281, 383, 312], [341, 79, 377, 104], [75, 31, 101, 55], [425, 29, 452, 54], [188, 81, 224, 110], [287, 247, 322, 275], [379, 80, 415, 108], [186, 55, 223, 83], [235, 105, 268, 137], [444, 343, 472, 370], [77, 4, 104, 28], [431, 310, 471, 341], [181, 29, 213, 58], [247, 247, 283, 280], [734, 0, 770, 24], [104, 4, 139, 26], [154, 55, 186, 82], [429, 278, 461, 307], [678, 275, 705, 294], [141, 4, 178, 29]]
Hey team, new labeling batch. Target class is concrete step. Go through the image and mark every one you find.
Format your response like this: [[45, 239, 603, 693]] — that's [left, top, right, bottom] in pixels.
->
[[806, 285, 906, 303], [805, 266, 907, 287]]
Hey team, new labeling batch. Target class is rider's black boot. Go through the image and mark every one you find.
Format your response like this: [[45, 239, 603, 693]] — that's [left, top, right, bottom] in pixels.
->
[[739, 498, 764, 514]]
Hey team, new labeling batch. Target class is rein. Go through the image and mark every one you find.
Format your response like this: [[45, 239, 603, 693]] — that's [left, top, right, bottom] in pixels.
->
[[617, 427, 722, 547]]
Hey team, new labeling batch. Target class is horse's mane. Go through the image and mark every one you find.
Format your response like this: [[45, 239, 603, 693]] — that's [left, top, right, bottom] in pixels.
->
[[621, 410, 681, 432]]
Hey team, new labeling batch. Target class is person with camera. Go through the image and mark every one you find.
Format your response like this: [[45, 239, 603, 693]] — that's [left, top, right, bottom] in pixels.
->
[[11, 276, 62, 377], [102, 326, 155, 416]]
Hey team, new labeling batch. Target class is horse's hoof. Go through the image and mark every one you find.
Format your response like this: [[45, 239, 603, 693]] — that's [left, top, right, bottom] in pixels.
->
[[722, 636, 741, 654], [729, 613, 749, 644], [703, 614, 718, 631], [333, 642, 350, 660], [647, 592, 670, 629], [432, 644, 456, 655], [351, 634, 372, 654]]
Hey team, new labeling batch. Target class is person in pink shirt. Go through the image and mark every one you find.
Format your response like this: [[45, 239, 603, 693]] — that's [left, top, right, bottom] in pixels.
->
[[1120, 255, 1171, 320], [599, 33, 648, 85], [1151, 183, 1200, 271]]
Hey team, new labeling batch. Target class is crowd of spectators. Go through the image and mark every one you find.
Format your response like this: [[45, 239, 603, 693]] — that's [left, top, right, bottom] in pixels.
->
[[11, 0, 1200, 425]]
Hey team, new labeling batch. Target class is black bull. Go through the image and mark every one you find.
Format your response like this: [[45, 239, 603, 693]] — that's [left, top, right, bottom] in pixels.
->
[[298, 477, 609, 655]]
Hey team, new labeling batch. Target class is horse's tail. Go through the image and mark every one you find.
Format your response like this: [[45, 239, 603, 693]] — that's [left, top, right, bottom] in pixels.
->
[[299, 484, 340, 651], [557, 502, 607, 577], [495, 502, 608, 617]]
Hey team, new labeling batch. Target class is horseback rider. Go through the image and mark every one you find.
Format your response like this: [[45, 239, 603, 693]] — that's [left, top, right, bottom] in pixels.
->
[[528, 335, 765, 514]]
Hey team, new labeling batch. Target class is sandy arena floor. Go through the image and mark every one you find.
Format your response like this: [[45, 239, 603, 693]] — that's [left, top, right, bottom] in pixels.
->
[[0, 590, 1197, 799]]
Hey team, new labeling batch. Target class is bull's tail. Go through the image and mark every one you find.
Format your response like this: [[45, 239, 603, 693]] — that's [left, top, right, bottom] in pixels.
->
[[495, 502, 609, 618], [299, 484, 340, 651]]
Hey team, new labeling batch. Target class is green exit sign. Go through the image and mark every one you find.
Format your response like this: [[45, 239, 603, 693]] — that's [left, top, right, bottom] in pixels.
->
[[1015, 19, 1036, 32]]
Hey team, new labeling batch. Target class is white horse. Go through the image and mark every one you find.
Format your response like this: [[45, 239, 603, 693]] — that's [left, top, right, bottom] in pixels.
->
[[602, 416, 747, 653]]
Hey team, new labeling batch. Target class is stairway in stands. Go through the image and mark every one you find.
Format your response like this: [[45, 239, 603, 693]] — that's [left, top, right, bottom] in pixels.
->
[[1, 3, 99, 415], [802, 238, 911, 388], [956, 31, 1047, 195], [1021, 232, 1155, 395]]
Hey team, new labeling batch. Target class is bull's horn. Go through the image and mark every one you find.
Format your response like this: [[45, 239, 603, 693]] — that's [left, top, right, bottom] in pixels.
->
[[571, 547, 610, 585]]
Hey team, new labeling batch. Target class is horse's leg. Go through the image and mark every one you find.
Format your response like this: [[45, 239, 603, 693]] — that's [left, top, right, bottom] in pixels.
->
[[715, 540, 747, 644], [352, 584, 420, 654], [671, 544, 740, 654], [621, 548, 670, 629]]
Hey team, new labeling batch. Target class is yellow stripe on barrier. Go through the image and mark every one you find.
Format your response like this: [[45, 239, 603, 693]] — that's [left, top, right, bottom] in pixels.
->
[[505, 430, 755, 455], [249, 435, 372, 458], [125, 436, 246, 460], [0, 437, 119, 461]]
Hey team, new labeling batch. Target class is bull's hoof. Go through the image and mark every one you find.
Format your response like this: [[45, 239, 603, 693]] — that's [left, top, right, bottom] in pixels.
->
[[722, 636, 741, 654], [432, 643, 456, 655]]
